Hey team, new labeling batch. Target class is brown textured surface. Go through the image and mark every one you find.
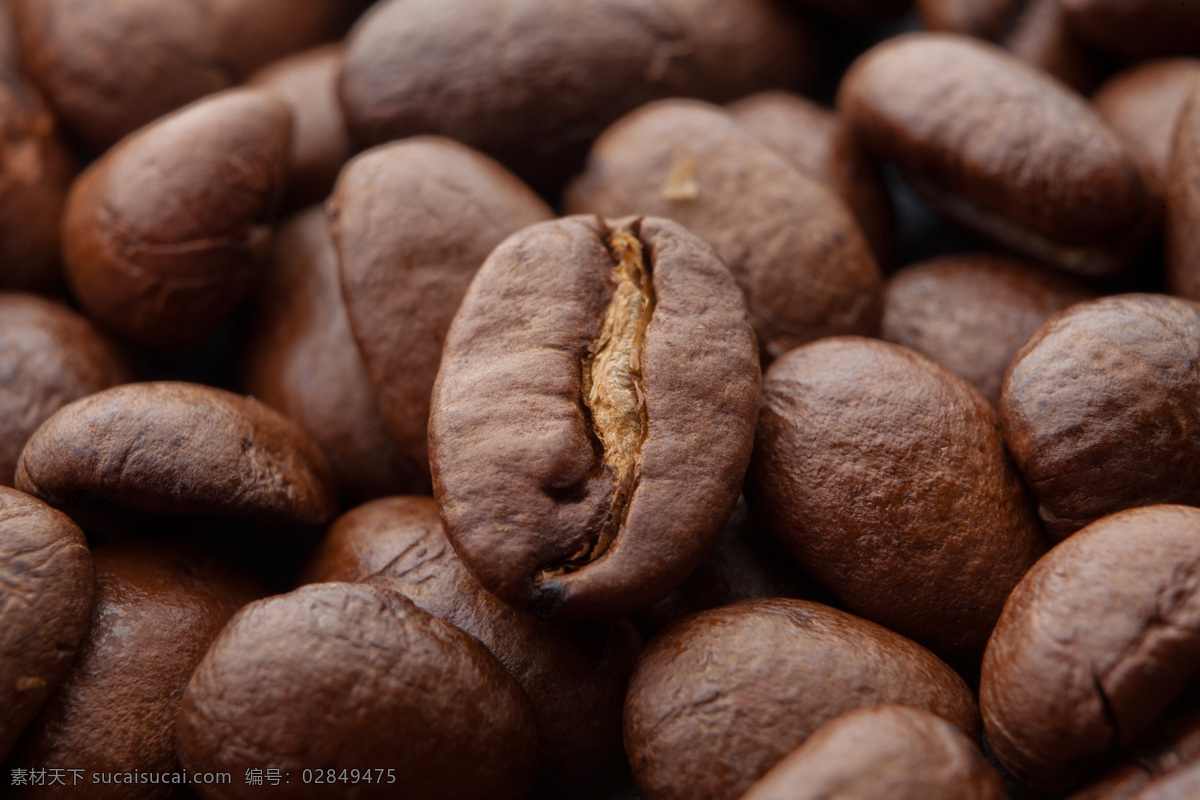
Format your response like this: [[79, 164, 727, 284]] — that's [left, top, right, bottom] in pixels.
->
[[1067, 704, 1200, 800], [429, 216, 759, 619], [303, 496, 641, 790], [11, 0, 350, 152], [1095, 59, 1200, 205], [1000, 295, 1200, 538], [1129, 761, 1200, 800], [747, 337, 1044, 666], [340, 0, 814, 193], [1060, 0, 1200, 61], [624, 598, 980, 800], [176, 582, 540, 800], [250, 44, 351, 210], [881, 255, 1095, 407], [982, 506, 1200, 792], [741, 705, 1008, 800], [567, 99, 882, 360], [62, 88, 291, 354], [329, 137, 553, 491], [1166, 85, 1200, 303], [839, 33, 1145, 278], [241, 208, 417, 504], [0, 488, 93, 762], [8, 538, 261, 800], [782, 0, 911, 22], [0, 293, 134, 487], [15, 382, 338, 528], [728, 90, 896, 269]]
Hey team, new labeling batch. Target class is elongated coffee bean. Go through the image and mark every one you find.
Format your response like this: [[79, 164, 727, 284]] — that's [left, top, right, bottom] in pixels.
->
[[429, 216, 760, 619]]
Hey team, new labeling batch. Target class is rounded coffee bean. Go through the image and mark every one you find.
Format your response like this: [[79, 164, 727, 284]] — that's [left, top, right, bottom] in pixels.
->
[[881, 255, 1095, 407], [329, 137, 553, 491], [305, 496, 641, 790], [1059, 0, 1200, 61], [567, 100, 882, 360], [0, 293, 134, 487], [177, 582, 540, 800], [0, 488, 93, 761], [740, 706, 1007, 800], [430, 216, 760, 619], [62, 88, 291, 353], [340, 0, 815, 193], [241, 208, 417, 504], [12, 0, 351, 152], [728, 90, 896, 269], [748, 337, 1044, 665], [8, 539, 261, 800], [982, 505, 1200, 791], [1000, 295, 1200, 538], [1167, 85, 1200, 302], [839, 33, 1146, 278], [15, 382, 338, 528], [624, 598, 979, 800]]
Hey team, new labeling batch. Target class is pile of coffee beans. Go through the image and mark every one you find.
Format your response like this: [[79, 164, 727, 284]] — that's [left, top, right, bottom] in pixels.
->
[[4, 0, 1200, 798]]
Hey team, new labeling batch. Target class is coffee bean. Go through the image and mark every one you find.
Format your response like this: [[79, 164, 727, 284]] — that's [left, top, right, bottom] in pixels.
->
[[1166, 83, 1200, 302]]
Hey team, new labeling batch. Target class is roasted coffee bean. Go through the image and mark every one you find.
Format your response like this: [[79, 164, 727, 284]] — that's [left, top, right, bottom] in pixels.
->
[[15, 382, 338, 529], [303, 496, 641, 790], [782, 0, 911, 22], [839, 33, 1147, 278], [0, 488, 93, 762], [340, 0, 815, 193], [740, 706, 1008, 800], [329, 137, 553, 492], [748, 337, 1044, 665], [1066, 704, 1200, 799], [429, 215, 760, 619], [0, 293, 133, 487], [916, 0, 1099, 92], [728, 90, 896, 269], [1167, 85, 1200, 302], [1094, 59, 1200, 206], [567, 100, 882, 360], [250, 45, 352, 210], [982, 505, 1200, 792], [1059, 0, 1200, 61], [62, 88, 291, 354], [881, 255, 1095, 407], [7, 539, 261, 800], [11, 0, 353, 152], [1000, 295, 1200, 539], [241, 208, 416, 504], [624, 598, 980, 800], [177, 582, 540, 800]]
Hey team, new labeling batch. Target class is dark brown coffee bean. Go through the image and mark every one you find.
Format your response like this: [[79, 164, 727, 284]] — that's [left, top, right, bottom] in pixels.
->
[[12, 0, 351, 152], [782, 0, 911, 22], [241, 208, 417, 504], [728, 90, 896, 269], [0, 488, 93, 762], [1000, 295, 1200, 539], [329, 137, 553, 491], [624, 598, 980, 800], [1067, 704, 1200, 800], [1059, 0, 1200, 61], [250, 45, 352, 210], [0, 70, 75, 295], [1167, 85, 1200, 303], [15, 382, 338, 529], [62, 88, 291, 354], [0, 293, 134, 487], [430, 216, 760, 619], [839, 33, 1147, 278], [881, 255, 1095, 407], [303, 496, 641, 790], [982, 505, 1200, 792], [916, 0, 1100, 92], [340, 0, 815, 193], [566, 100, 882, 360], [748, 337, 1044, 665], [1095, 59, 1200, 205], [8, 539, 261, 800], [177, 582, 540, 800], [741, 705, 1008, 800]]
